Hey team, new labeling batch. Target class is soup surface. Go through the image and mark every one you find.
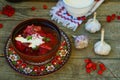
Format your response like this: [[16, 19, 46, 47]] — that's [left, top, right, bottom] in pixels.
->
[[15, 24, 59, 56]]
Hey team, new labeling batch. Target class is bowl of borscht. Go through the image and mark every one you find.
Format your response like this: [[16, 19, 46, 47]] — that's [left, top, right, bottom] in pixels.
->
[[11, 18, 61, 64]]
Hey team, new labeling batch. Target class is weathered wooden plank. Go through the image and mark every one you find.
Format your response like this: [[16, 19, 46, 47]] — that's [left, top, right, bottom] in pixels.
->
[[0, 20, 120, 58], [0, 58, 120, 80], [0, 0, 120, 80], [0, 1, 120, 21]]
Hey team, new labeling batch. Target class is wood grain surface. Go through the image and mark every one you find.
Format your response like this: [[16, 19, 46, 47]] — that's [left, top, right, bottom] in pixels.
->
[[0, 0, 120, 80]]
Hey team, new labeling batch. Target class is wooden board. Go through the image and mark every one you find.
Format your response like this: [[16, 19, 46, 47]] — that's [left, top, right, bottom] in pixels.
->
[[0, 0, 120, 80]]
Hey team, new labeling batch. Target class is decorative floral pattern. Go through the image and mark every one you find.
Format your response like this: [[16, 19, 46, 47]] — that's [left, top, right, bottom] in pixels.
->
[[46, 65, 55, 72], [59, 49, 68, 57], [5, 31, 71, 76], [23, 67, 33, 74], [9, 54, 18, 61]]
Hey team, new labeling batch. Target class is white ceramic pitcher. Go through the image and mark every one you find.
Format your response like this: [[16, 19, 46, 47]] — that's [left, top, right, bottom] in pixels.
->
[[63, 0, 104, 17]]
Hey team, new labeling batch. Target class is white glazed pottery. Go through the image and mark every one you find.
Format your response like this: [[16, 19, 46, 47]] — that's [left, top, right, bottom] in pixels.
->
[[63, 0, 96, 17]]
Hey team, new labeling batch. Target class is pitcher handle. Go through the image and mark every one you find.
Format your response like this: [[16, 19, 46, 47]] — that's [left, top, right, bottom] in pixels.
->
[[85, 0, 104, 16]]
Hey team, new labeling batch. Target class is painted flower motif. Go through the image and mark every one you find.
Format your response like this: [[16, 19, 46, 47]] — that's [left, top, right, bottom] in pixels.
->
[[23, 67, 32, 74], [59, 49, 68, 57], [46, 65, 55, 72], [9, 54, 18, 61]]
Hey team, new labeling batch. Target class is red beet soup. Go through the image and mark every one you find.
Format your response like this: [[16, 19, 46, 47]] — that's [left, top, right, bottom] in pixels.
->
[[15, 24, 58, 56], [11, 18, 61, 63]]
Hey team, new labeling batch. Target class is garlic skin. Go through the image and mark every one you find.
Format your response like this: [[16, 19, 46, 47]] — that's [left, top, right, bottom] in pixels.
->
[[85, 12, 101, 33], [94, 41, 111, 55], [94, 28, 111, 55], [73, 35, 88, 49]]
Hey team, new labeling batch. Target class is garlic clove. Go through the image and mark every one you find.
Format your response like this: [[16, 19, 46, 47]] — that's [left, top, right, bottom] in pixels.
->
[[85, 12, 101, 33], [94, 41, 111, 55], [85, 19, 101, 33], [94, 28, 111, 55], [73, 35, 88, 49]]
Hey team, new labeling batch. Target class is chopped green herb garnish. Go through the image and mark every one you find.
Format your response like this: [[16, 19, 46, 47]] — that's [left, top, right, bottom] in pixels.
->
[[32, 46, 39, 50], [43, 37, 50, 42], [27, 36, 32, 40]]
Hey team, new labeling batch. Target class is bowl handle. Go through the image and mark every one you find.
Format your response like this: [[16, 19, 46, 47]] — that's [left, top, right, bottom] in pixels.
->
[[85, 0, 104, 16]]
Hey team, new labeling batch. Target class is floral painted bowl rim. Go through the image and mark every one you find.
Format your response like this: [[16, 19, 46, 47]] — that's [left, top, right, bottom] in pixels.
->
[[4, 30, 71, 76], [10, 18, 62, 60]]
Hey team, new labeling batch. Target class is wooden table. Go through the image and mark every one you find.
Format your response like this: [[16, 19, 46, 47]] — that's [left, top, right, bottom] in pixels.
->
[[0, 0, 120, 80]]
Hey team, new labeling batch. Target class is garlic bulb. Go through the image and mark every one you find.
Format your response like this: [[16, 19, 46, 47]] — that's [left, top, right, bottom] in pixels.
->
[[73, 35, 88, 49], [85, 12, 101, 33], [94, 29, 111, 55]]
